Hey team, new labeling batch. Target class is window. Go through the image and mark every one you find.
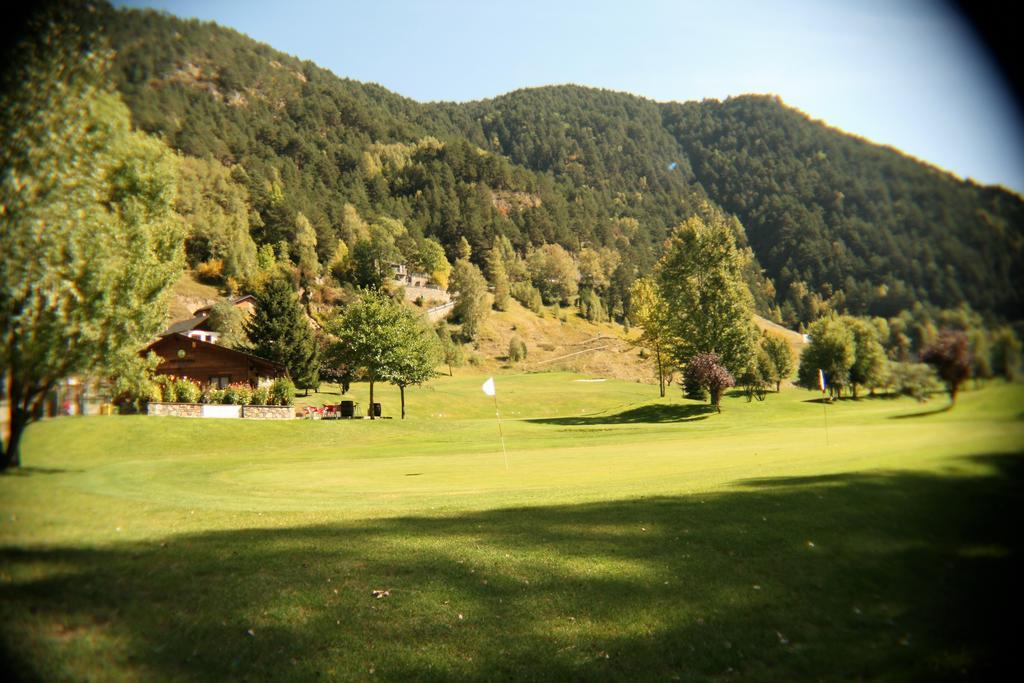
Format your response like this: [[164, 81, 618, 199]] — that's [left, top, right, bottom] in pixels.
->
[[208, 375, 231, 389]]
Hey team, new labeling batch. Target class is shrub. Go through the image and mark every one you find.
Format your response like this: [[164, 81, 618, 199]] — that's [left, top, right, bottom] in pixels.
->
[[204, 387, 226, 404], [173, 377, 201, 403], [222, 382, 253, 405], [154, 375, 175, 402], [269, 377, 295, 406], [196, 258, 224, 282], [467, 353, 483, 367], [508, 336, 528, 362], [251, 385, 270, 406]]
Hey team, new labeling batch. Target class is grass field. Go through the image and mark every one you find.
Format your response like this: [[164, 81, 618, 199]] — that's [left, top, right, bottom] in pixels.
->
[[2, 374, 1022, 681]]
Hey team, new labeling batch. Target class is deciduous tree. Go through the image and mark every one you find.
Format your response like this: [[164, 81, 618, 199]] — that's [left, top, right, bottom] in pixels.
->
[[761, 333, 794, 392], [684, 352, 735, 412], [921, 329, 972, 405], [380, 310, 440, 419], [797, 316, 855, 398], [1, 9, 185, 468], [449, 259, 489, 340], [657, 214, 758, 376], [628, 277, 670, 397], [328, 290, 435, 419]]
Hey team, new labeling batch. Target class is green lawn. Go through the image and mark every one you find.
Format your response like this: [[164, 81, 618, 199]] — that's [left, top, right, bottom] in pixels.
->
[[2, 374, 1022, 681]]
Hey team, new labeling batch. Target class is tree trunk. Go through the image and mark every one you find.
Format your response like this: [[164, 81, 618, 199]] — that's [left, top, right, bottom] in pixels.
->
[[776, 380, 781, 393], [2, 377, 47, 470], [2, 406, 30, 470], [368, 378, 375, 420], [400, 385, 406, 419], [656, 345, 665, 398]]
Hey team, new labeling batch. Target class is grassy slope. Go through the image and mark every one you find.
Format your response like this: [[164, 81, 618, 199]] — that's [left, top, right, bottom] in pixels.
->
[[2, 377, 1021, 681]]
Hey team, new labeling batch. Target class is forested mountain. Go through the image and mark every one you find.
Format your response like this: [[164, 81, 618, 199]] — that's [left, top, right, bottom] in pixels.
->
[[92, 4, 1021, 324], [661, 96, 1024, 321]]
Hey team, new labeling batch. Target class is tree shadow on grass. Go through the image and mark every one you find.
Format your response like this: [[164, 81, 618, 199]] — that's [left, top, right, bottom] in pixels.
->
[[527, 403, 715, 426], [0, 466, 81, 477], [1, 453, 1021, 681], [889, 404, 954, 419]]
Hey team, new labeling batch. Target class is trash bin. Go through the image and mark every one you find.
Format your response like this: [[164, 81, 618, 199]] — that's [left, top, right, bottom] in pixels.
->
[[340, 400, 354, 418], [372, 402, 382, 417]]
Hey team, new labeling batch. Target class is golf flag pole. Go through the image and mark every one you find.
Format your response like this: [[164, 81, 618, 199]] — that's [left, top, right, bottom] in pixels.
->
[[482, 377, 509, 470], [819, 368, 830, 446]]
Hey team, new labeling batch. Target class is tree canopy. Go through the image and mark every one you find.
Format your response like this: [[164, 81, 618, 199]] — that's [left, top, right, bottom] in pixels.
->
[[657, 212, 759, 377], [1, 4, 185, 467], [327, 289, 435, 419], [245, 276, 319, 392]]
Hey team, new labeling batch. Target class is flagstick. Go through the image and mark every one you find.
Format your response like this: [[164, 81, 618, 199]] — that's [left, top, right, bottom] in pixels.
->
[[818, 368, 830, 446], [822, 398, 830, 446], [493, 394, 509, 470]]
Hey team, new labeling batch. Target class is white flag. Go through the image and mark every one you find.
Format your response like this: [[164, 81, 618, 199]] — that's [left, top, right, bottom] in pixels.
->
[[818, 368, 826, 393], [482, 377, 496, 396]]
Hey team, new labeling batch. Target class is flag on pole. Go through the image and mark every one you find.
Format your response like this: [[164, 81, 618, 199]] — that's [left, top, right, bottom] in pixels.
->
[[481, 377, 508, 469], [818, 368, 826, 393]]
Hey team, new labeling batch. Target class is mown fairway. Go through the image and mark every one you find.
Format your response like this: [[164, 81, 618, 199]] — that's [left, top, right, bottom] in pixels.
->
[[2, 374, 1022, 681]]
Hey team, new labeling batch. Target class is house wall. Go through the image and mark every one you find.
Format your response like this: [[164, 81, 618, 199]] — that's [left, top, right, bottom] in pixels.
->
[[150, 336, 262, 387]]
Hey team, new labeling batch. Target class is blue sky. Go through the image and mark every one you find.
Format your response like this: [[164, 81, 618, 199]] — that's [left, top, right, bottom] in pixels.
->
[[115, 0, 1024, 193]]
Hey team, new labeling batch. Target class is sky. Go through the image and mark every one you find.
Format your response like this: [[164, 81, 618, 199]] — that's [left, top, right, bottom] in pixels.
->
[[115, 0, 1024, 193]]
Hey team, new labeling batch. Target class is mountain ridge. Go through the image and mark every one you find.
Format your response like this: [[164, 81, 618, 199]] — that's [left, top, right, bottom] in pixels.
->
[[90, 3, 1024, 324]]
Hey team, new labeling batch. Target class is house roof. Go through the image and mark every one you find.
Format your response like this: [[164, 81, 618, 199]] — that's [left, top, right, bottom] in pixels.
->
[[161, 313, 210, 336], [143, 333, 286, 377]]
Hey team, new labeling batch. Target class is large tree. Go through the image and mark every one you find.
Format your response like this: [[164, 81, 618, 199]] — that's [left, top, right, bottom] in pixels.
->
[[0, 7, 185, 468], [797, 316, 855, 398], [245, 276, 319, 392], [380, 310, 440, 419], [657, 213, 758, 377], [326, 290, 411, 419], [843, 315, 887, 398]]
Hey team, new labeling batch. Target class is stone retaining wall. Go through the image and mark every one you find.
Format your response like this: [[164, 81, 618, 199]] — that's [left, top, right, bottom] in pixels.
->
[[147, 402, 202, 417], [147, 402, 294, 420], [241, 405, 295, 420]]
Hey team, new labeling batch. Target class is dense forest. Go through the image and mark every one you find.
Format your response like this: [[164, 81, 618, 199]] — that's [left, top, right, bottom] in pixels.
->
[[84, 4, 1024, 326]]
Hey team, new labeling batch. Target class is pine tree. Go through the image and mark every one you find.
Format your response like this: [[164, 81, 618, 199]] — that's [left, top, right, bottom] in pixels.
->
[[245, 276, 319, 393]]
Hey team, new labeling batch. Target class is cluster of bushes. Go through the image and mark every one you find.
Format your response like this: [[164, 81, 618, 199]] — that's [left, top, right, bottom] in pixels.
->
[[149, 376, 296, 406], [153, 375, 202, 404]]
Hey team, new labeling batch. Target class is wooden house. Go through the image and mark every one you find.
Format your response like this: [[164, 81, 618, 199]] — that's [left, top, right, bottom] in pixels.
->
[[143, 333, 285, 388]]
